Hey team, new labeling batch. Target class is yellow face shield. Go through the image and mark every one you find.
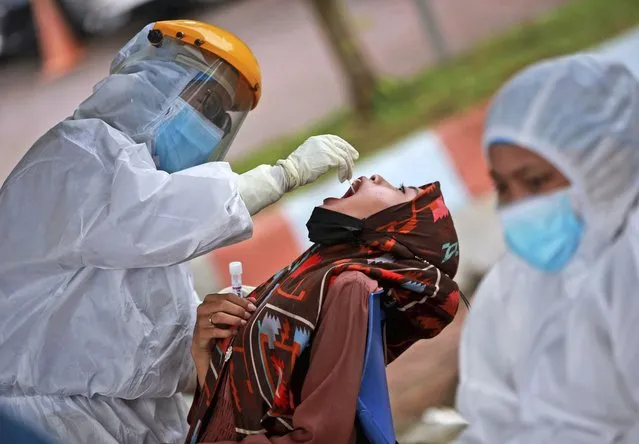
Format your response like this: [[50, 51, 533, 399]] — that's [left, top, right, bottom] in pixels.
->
[[147, 20, 261, 164]]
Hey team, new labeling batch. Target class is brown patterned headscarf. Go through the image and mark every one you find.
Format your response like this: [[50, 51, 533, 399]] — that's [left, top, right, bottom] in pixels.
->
[[187, 182, 461, 441]]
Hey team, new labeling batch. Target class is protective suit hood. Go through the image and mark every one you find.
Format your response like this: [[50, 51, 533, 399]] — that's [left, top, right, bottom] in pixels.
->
[[73, 24, 198, 145], [484, 54, 639, 252]]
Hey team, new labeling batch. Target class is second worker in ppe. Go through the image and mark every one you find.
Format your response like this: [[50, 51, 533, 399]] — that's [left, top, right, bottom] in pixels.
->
[[0, 20, 358, 444], [455, 55, 639, 443]]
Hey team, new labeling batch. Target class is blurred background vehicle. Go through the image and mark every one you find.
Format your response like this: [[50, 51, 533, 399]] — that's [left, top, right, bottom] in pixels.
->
[[0, 0, 232, 59], [0, 0, 35, 59], [2, 0, 638, 441], [58, 0, 157, 36], [57, 0, 233, 36]]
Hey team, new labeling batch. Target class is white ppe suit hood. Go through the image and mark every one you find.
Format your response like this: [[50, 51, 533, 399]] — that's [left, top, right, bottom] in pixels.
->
[[0, 24, 252, 443], [75, 24, 195, 144], [484, 54, 639, 253], [456, 55, 639, 443]]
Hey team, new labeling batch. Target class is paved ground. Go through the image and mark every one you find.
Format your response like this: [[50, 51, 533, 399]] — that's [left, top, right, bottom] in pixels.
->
[[0, 0, 570, 184]]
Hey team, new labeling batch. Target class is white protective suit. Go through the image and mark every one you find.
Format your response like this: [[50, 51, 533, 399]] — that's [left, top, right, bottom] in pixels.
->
[[0, 28, 256, 443], [456, 55, 639, 443]]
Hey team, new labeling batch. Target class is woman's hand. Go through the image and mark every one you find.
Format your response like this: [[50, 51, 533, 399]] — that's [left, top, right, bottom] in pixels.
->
[[192, 293, 257, 387]]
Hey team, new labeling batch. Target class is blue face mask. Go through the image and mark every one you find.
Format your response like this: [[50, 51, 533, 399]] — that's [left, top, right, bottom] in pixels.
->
[[499, 188, 584, 272], [153, 99, 224, 174]]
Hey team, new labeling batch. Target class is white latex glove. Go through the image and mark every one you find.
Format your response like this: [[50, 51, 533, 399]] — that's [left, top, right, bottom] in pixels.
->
[[277, 135, 359, 189], [237, 164, 288, 216], [237, 135, 359, 216]]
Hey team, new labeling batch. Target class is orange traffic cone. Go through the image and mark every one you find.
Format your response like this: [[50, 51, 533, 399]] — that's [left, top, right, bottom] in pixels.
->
[[29, 0, 85, 79]]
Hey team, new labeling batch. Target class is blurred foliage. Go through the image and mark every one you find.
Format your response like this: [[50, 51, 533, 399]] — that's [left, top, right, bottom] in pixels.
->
[[231, 0, 639, 174]]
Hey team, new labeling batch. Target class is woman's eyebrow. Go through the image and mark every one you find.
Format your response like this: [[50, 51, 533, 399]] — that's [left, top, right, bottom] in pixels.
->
[[404, 187, 420, 198]]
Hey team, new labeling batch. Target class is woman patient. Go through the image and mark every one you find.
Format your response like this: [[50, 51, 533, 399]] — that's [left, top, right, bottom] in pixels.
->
[[187, 174, 461, 443]]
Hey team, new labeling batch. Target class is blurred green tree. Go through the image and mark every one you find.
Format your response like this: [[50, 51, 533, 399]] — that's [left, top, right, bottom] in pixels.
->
[[309, 0, 377, 119]]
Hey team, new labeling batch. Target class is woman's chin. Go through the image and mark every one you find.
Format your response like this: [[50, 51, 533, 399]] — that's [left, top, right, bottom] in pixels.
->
[[321, 197, 341, 207]]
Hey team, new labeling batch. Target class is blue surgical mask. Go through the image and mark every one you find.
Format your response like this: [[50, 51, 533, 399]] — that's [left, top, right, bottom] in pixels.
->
[[499, 188, 584, 272], [153, 99, 224, 174]]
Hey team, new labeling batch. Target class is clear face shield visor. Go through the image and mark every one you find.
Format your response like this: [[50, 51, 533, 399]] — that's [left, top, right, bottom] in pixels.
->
[[152, 47, 255, 172]]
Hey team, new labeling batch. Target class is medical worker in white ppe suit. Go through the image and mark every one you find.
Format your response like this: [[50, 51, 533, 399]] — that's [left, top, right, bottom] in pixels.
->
[[0, 20, 358, 444], [456, 54, 639, 443]]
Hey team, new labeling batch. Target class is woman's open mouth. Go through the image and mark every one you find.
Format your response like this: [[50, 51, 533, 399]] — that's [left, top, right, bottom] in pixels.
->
[[322, 178, 364, 205], [341, 178, 363, 199]]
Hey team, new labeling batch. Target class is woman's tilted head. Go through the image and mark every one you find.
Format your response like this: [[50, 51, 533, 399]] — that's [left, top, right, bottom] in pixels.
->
[[306, 175, 459, 277], [320, 174, 420, 219]]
